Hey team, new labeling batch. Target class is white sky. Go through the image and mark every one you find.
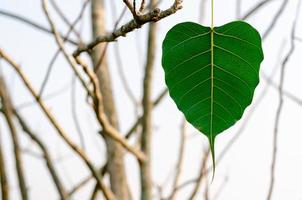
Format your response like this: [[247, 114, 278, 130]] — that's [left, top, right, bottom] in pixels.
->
[[1, 0, 302, 199]]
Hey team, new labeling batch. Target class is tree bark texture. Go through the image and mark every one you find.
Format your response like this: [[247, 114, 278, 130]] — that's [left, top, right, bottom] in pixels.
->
[[91, 1, 131, 199]]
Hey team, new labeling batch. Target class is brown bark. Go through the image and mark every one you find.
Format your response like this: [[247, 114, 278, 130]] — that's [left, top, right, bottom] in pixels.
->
[[0, 77, 28, 200], [14, 110, 70, 200], [140, 0, 157, 198], [0, 128, 9, 200], [91, 0, 131, 199]]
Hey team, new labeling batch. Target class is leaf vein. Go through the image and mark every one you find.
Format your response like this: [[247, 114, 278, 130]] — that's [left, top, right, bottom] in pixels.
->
[[165, 49, 211, 76], [214, 45, 258, 75], [214, 85, 243, 113], [163, 31, 210, 58]]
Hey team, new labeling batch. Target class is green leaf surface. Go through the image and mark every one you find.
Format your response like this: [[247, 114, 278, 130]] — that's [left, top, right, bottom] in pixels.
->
[[162, 21, 264, 174]]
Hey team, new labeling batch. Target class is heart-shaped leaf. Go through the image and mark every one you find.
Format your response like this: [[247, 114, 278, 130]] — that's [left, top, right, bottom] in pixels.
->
[[162, 21, 264, 173]]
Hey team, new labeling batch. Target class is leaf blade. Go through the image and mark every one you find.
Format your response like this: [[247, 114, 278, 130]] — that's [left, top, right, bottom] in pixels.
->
[[162, 21, 264, 176]]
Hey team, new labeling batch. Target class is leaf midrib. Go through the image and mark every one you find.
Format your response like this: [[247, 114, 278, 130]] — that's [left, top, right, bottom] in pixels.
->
[[210, 28, 214, 145]]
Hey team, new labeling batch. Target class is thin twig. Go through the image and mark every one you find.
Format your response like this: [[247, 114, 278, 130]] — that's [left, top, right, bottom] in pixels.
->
[[94, 6, 127, 74], [108, 2, 138, 109], [49, 0, 82, 38], [16, 80, 72, 110], [68, 164, 107, 196], [262, 0, 288, 40], [123, 0, 136, 17], [168, 119, 187, 200], [41, 0, 146, 161], [13, 107, 70, 200], [71, 76, 86, 151], [261, 73, 302, 106], [266, 2, 300, 199], [212, 175, 228, 200], [73, 0, 183, 57], [0, 78, 29, 200], [241, 0, 274, 20], [0, 9, 77, 45], [38, 0, 89, 97], [125, 88, 168, 139], [204, 177, 209, 200], [114, 44, 139, 109], [187, 149, 210, 200], [0, 48, 115, 200], [0, 127, 9, 200], [140, 0, 146, 12]]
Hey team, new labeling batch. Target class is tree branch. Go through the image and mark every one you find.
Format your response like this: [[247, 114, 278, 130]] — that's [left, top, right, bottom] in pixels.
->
[[241, 0, 274, 20], [13, 106, 70, 200], [262, 0, 288, 40], [0, 48, 115, 200], [73, 0, 183, 57], [0, 127, 9, 200], [187, 149, 210, 200], [139, 0, 157, 196], [38, 0, 89, 97], [0, 9, 78, 45], [0, 77, 29, 200], [266, 1, 300, 199], [168, 119, 187, 200], [41, 0, 146, 161]]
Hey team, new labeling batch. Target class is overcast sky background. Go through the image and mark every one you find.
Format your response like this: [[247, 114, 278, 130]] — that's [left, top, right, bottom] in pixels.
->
[[1, 0, 302, 199]]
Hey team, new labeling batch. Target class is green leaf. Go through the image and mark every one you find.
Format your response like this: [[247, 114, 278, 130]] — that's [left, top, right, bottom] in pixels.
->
[[162, 21, 264, 175]]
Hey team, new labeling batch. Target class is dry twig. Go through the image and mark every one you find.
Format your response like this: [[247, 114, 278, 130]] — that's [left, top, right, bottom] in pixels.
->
[[266, 1, 301, 199], [0, 48, 115, 200], [73, 0, 183, 57], [0, 78, 29, 200]]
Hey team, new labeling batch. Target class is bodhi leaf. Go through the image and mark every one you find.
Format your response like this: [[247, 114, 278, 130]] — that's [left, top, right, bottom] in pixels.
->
[[162, 21, 264, 175]]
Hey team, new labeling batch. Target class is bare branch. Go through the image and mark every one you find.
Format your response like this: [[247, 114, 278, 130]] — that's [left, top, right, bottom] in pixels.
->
[[262, 0, 288, 40], [266, 2, 300, 199], [16, 81, 71, 110], [241, 0, 274, 20], [114, 43, 139, 108], [187, 149, 210, 200], [73, 0, 183, 57], [0, 78, 29, 200], [38, 0, 89, 97], [261, 73, 302, 106], [0, 9, 78, 45], [0, 128, 9, 200], [140, 4, 157, 197], [0, 48, 115, 200], [90, 1, 133, 197], [94, 6, 128, 74], [168, 119, 187, 200], [13, 108, 70, 200], [40, 0, 146, 162], [69, 164, 107, 196], [125, 88, 168, 139], [212, 175, 228, 200], [71, 76, 86, 151], [49, 0, 82, 39], [139, 0, 146, 12], [123, 0, 136, 17]]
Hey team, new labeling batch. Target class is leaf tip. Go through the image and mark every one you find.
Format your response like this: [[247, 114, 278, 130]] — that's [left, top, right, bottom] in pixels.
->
[[208, 135, 216, 182]]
